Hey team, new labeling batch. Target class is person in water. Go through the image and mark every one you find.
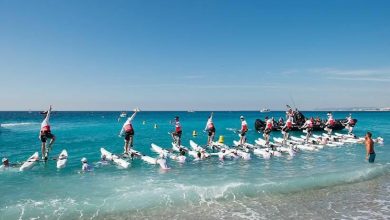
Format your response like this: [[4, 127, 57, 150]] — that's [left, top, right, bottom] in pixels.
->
[[81, 157, 93, 172], [39, 105, 56, 160], [365, 132, 375, 163], [324, 112, 335, 135], [177, 150, 186, 163], [119, 110, 138, 154], [263, 116, 273, 146], [1, 158, 10, 169], [97, 154, 110, 166], [172, 116, 182, 147], [204, 112, 216, 146], [239, 116, 248, 145]]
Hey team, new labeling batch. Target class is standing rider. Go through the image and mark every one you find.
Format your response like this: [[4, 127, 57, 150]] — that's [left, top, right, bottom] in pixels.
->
[[239, 116, 248, 145], [344, 113, 355, 135], [263, 116, 273, 146], [281, 115, 294, 145], [301, 117, 314, 143], [204, 112, 216, 146], [39, 105, 56, 160], [172, 116, 182, 147], [324, 112, 335, 135], [119, 109, 138, 155]]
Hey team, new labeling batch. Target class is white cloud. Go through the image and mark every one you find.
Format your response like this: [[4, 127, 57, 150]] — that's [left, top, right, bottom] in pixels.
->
[[327, 76, 390, 82], [280, 67, 390, 82]]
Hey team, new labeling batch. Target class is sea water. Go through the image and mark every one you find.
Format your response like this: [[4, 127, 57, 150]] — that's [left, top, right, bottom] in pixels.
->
[[0, 111, 389, 219]]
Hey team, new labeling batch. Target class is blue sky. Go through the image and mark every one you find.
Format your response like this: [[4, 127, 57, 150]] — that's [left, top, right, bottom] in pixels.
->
[[0, 0, 389, 110]]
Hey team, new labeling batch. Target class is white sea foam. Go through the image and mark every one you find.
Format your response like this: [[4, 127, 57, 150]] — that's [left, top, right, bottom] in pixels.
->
[[1, 122, 38, 128]]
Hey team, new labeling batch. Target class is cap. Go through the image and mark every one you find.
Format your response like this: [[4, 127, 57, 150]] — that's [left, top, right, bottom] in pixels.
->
[[81, 157, 87, 163], [2, 158, 8, 163], [240, 116, 244, 119]]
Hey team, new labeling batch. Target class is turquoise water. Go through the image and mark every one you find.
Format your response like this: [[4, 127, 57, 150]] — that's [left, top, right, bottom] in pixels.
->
[[0, 111, 389, 219]]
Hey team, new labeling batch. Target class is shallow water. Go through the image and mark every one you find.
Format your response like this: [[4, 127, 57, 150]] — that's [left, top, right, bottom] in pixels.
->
[[0, 111, 388, 219]]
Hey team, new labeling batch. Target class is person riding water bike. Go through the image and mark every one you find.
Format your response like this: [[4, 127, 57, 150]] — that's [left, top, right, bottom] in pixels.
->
[[324, 112, 336, 135], [301, 117, 314, 143], [119, 109, 139, 155], [39, 105, 56, 160], [239, 116, 248, 145], [171, 116, 182, 147], [281, 115, 294, 145], [343, 113, 355, 135], [263, 116, 273, 146], [204, 112, 216, 146]]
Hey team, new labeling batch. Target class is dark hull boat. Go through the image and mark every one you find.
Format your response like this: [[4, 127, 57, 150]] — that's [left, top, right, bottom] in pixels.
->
[[254, 111, 357, 133]]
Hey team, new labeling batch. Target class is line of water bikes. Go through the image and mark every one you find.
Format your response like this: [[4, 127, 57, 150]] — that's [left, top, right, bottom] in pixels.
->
[[1, 109, 385, 172]]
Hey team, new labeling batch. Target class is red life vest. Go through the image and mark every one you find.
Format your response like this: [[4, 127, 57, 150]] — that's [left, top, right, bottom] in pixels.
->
[[266, 121, 273, 129], [286, 121, 292, 128], [307, 121, 313, 128], [41, 125, 51, 133], [175, 122, 182, 132], [242, 123, 248, 132], [124, 124, 133, 133], [208, 122, 214, 129], [329, 118, 335, 126]]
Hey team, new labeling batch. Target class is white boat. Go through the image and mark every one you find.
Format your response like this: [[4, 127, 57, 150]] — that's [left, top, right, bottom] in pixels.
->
[[151, 144, 170, 157], [253, 148, 271, 159], [255, 139, 282, 157], [260, 108, 270, 113], [56, 149, 68, 169], [234, 149, 251, 160], [295, 144, 316, 151], [189, 140, 204, 152], [100, 148, 130, 169], [171, 143, 190, 152], [188, 141, 210, 157], [233, 140, 255, 150], [119, 112, 127, 118], [140, 155, 157, 164], [19, 152, 39, 171], [129, 149, 143, 157]]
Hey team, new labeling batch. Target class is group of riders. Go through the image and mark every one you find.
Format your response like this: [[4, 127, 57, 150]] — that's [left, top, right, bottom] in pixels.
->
[[0, 106, 357, 169], [261, 108, 356, 146], [40, 106, 356, 158]]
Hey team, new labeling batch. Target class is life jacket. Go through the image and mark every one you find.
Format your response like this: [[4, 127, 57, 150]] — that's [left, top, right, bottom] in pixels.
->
[[286, 120, 292, 128], [266, 120, 273, 130], [41, 125, 51, 133], [307, 120, 313, 128], [208, 122, 215, 130], [241, 121, 248, 132], [329, 118, 335, 126], [175, 121, 182, 132], [124, 124, 133, 133]]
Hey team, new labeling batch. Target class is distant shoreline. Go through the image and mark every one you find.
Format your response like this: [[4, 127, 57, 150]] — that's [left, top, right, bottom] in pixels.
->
[[0, 109, 389, 112]]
